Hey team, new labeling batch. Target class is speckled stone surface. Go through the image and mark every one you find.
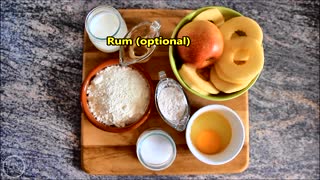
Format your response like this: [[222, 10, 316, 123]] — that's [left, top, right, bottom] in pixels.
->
[[1, 0, 319, 179]]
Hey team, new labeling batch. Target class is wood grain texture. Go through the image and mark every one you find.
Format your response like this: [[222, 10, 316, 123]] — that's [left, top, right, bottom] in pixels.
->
[[81, 9, 249, 175]]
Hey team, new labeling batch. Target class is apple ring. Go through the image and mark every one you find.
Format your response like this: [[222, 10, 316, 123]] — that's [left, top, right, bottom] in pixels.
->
[[193, 8, 225, 27], [234, 49, 250, 61], [219, 16, 263, 44], [215, 37, 264, 84], [179, 64, 219, 95], [214, 64, 251, 85], [210, 66, 251, 93]]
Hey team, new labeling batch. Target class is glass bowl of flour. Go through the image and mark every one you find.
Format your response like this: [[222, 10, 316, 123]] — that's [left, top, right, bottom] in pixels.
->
[[155, 71, 190, 131]]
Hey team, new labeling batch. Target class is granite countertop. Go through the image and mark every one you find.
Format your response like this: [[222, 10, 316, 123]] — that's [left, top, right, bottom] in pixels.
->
[[1, 0, 319, 179]]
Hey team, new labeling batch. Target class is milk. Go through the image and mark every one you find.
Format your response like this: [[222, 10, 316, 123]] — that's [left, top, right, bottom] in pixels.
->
[[86, 6, 128, 53]]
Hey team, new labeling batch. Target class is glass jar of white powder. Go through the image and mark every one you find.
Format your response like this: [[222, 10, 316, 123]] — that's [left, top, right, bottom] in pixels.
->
[[155, 71, 190, 131], [136, 129, 176, 171]]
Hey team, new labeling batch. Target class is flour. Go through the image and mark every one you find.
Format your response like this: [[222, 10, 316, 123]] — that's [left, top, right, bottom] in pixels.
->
[[86, 65, 150, 127], [157, 86, 186, 124]]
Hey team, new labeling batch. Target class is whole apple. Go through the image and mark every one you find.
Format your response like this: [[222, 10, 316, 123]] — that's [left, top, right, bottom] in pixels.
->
[[177, 20, 224, 68]]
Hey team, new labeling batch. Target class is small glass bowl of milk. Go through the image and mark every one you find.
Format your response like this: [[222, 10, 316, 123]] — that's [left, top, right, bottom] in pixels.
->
[[85, 5, 128, 53], [136, 129, 176, 171]]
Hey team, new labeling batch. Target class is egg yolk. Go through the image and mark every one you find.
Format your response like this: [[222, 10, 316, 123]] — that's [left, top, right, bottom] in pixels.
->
[[195, 130, 222, 154]]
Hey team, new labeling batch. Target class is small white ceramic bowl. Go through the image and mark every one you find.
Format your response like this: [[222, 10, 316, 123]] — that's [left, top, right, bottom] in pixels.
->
[[186, 104, 245, 165]]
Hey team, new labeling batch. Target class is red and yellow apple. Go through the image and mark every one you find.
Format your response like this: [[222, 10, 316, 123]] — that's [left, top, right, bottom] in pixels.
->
[[177, 20, 224, 68]]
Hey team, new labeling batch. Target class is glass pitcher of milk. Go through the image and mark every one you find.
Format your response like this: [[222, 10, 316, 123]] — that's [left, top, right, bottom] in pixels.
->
[[85, 6, 128, 53]]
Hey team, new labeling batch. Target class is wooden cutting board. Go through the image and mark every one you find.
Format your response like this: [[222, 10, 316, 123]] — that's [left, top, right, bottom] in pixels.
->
[[81, 9, 249, 175]]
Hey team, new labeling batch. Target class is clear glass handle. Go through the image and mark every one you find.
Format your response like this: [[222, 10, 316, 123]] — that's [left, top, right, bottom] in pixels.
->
[[158, 71, 167, 80], [150, 20, 161, 36]]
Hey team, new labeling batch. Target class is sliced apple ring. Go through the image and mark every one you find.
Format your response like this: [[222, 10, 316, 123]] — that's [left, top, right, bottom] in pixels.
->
[[234, 49, 250, 61], [210, 66, 251, 93], [214, 64, 250, 85], [179, 64, 219, 95], [193, 8, 225, 26], [181, 77, 210, 95], [215, 37, 264, 84], [219, 16, 263, 44]]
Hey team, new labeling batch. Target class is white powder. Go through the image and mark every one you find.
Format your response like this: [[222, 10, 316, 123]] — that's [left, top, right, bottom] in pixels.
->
[[157, 86, 186, 124], [86, 65, 150, 127], [140, 134, 173, 165]]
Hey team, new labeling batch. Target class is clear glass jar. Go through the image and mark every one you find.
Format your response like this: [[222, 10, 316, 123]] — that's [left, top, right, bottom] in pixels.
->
[[136, 129, 176, 171], [85, 5, 128, 53]]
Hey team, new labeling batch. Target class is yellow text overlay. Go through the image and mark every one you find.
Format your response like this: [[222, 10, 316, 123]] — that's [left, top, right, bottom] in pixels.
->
[[107, 36, 190, 47]]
